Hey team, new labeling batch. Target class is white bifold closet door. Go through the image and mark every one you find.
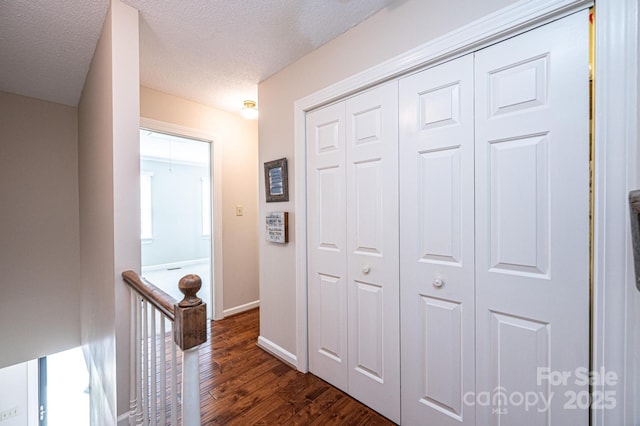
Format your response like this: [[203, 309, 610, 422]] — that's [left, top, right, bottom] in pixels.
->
[[399, 54, 476, 426], [400, 10, 590, 426], [307, 81, 400, 423], [474, 11, 590, 425]]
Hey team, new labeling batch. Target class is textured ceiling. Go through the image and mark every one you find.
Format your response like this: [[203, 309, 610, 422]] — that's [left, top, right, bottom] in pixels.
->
[[0, 0, 394, 113], [0, 0, 110, 106]]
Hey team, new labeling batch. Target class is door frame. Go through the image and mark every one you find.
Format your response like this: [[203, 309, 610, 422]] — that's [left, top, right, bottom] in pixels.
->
[[38, 357, 46, 426], [592, 0, 639, 424], [140, 117, 225, 320], [292, 0, 639, 423]]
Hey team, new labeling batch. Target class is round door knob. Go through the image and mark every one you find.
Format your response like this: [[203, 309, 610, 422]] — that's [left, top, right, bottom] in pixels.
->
[[362, 265, 371, 274], [433, 277, 444, 288]]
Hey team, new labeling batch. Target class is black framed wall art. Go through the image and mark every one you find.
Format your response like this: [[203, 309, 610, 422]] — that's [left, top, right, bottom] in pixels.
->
[[264, 158, 289, 202]]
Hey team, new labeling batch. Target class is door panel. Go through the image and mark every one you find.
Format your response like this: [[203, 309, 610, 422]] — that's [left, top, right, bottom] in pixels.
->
[[419, 148, 462, 264], [354, 280, 384, 380], [307, 82, 400, 422], [400, 54, 475, 425], [346, 81, 400, 423], [489, 134, 549, 276], [307, 102, 348, 391], [354, 160, 383, 254], [317, 167, 343, 250], [475, 10, 590, 425], [317, 273, 344, 362], [488, 55, 548, 117], [489, 312, 550, 425], [421, 296, 463, 416]]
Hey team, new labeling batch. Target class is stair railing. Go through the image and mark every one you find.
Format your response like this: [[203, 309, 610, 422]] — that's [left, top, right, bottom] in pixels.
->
[[122, 270, 207, 425]]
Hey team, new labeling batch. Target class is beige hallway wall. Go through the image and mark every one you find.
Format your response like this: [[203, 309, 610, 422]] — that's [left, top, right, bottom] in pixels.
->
[[0, 91, 80, 369]]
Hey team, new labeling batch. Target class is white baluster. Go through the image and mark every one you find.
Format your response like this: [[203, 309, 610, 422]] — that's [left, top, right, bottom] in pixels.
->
[[171, 322, 178, 426], [142, 301, 149, 425], [150, 307, 157, 423], [135, 297, 142, 425], [181, 346, 201, 426], [159, 316, 167, 426], [129, 292, 137, 426]]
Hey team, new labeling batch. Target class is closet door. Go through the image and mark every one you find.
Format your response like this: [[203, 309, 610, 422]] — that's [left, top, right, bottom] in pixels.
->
[[346, 81, 400, 423], [474, 10, 590, 425], [399, 54, 476, 425], [307, 82, 400, 421], [307, 101, 348, 392]]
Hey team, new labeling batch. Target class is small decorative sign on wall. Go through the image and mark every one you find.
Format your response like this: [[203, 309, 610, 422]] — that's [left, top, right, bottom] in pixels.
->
[[266, 211, 289, 244]]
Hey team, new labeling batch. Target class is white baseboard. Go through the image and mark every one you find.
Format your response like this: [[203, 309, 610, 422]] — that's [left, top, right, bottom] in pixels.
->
[[257, 336, 297, 369], [222, 300, 260, 317]]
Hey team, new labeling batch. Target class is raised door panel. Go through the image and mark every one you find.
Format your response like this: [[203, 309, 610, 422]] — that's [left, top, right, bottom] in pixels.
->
[[489, 55, 548, 117], [489, 134, 549, 277], [346, 81, 400, 423], [475, 11, 590, 425], [316, 167, 343, 251], [317, 273, 345, 363], [354, 281, 383, 381], [307, 102, 349, 391], [421, 296, 463, 420], [354, 160, 383, 255], [489, 312, 550, 425], [399, 54, 475, 426], [419, 148, 462, 265]]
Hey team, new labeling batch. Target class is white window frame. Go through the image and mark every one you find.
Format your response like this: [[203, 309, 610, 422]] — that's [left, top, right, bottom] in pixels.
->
[[201, 176, 211, 238], [140, 171, 154, 242]]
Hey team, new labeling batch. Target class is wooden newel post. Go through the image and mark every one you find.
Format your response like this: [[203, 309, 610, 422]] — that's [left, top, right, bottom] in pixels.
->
[[174, 274, 207, 350], [174, 274, 207, 426]]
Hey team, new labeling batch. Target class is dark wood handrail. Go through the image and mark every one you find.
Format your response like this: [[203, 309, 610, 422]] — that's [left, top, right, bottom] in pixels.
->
[[122, 270, 177, 321], [122, 270, 207, 351]]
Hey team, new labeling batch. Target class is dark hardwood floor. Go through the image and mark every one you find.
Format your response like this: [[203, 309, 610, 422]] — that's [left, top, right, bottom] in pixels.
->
[[197, 308, 396, 425]]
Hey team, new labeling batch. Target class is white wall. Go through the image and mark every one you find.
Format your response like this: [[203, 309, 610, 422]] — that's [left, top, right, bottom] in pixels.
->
[[78, 0, 139, 422], [0, 91, 80, 369], [257, 0, 518, 358], [140, 87, 259, 312]]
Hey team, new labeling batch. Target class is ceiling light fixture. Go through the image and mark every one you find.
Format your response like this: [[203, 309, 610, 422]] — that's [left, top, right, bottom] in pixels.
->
[[241, 100, 259, 119]]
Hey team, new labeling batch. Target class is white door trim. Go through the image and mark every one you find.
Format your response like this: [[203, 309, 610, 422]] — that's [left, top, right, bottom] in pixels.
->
[[140, 117, 225, 320], [592, 0, 639, 424], [294, 0, 593, 373]]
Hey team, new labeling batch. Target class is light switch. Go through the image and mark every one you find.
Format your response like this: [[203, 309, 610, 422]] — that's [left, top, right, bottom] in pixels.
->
[[236, 205, 244, 216]]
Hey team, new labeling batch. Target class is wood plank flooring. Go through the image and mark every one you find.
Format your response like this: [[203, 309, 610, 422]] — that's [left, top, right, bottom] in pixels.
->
[[197, 308, 396, 425]]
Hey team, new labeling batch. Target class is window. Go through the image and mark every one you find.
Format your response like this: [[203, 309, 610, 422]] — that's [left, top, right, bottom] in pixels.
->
[[141, 172, 153, 241]]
